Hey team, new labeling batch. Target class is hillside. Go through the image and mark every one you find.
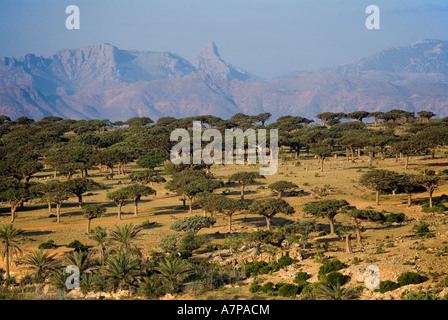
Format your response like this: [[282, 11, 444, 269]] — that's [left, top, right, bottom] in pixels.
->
[[1, 40, 448, 121]]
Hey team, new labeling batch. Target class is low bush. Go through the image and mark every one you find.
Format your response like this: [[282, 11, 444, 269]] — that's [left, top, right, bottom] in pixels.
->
[[318, 259, 346, 276], [318, 271, 347, 286], [421, 202, 447, 213], [375, 280, 400, 293], [244, 256, 296, 277], [249, 282, 262, 293], [278, 283, 299, 297], [384, 212, 406, 223], [38, 240, 56, 249], [413, 222, 431, 235], [260, 282, 275, 293], [293, 271, 310, 284], [67, 240, 89, 252], [244, 261, 269, 277], [397, 272, 424, 286], [401, 290, 440, 300]]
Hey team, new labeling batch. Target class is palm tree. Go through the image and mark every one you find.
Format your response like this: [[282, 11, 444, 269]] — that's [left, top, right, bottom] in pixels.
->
[[0, 224, 23, 279], [89, 226, 108, 265], [49, 268, 70, 295], [104, 253, 142, 291], [19, 249, 58, 282], [110, 223, 142, 256], [65, 250, 92, 274], [154, 257, 193, 293], [315, 282, 361, 300]]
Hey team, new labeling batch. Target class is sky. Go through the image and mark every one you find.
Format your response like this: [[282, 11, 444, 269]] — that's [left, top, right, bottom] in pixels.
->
[[0, 0, 447, 79]]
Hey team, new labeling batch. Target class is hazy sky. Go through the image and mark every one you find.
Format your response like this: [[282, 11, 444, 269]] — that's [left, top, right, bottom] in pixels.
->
[[1, 0, 447, 79]]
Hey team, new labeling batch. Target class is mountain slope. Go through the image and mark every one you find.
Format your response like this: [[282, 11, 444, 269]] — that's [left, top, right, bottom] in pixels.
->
[[0, 40, 448, 121]]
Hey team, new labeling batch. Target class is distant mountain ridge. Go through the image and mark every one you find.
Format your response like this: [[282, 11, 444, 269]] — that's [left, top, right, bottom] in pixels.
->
[[1, 39, 448, 121]]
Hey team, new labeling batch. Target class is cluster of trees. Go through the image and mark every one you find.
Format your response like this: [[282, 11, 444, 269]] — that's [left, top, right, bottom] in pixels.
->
[[0, 109, 447, 298], [276, 110, 448, 172], [359, 169, 446, 207]]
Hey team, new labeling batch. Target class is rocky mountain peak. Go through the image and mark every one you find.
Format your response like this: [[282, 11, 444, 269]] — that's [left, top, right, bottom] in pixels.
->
[[192, 42, 252, 81]]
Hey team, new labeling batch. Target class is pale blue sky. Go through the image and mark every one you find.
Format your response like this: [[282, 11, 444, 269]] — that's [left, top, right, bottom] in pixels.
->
[[0, 0, 447, 78]]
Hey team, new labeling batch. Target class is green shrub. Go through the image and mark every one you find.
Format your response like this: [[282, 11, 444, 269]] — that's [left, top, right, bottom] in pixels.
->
[[244, 261, 269, 277], [293, 271, 310, 283], [421, 202, 447, 213], [401, 290, 440, 300], [413, 222, 431, 234], [141, 220, 156, 227], [319, 271, 347, 286], [67, 240, 89, 252], [249, 282, 262, 293], [437, 275, 448, 288], [313, 250, 327, 263], [38, 240, 56, 250], [259, 265, 272, 275], [260, 282, 275, 293], [318, 259, 346, 276], [375, 280, 400, 293], [179, 232, 209, 252], [385, 212, 406, 223], [278, 284, 299, 297], [275, 256, 295, 269], [397, 272, 424, 286]]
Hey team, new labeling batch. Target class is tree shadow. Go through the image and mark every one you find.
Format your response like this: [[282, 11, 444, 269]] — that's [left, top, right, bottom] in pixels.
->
[[140, 223, 163, 230], [425, 162, 448, 167], [152, 205, 188, 216], [22, 230, 54, 237], [234, 215, 295, 229]]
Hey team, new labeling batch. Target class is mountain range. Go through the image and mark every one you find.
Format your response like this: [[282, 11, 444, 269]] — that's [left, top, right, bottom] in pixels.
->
[[1, 39, 448, 121]]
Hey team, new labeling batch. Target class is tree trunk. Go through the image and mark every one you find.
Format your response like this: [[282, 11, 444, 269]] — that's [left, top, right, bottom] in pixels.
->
[[56, 203, 61, 223], [77, 195, 83, 208], [357, 147, 361, 158], [48, 201, 52, 214], [5, 247, 10, 279], [429, 191, 433, 208], [346, 148, 350, 162], [407, 193, 412, 207], [320, 157, 324, 172], [369, 151, 373, 167], [277, 191, 282, 199], [345, 235, 353, 253], [134, 199, 139, 215], [118, 203, 122, 220], [240, 185, 245, 200], [266, 217, 272, 230], [228, 215, 232, 233], [376, 191, 380, 206], [87, 219, 91, 233], [10, 204, 18, 223], [188, 197, 193, 214], [329, 216, 335, 234], [405, 154, 409, 171], [355, 225, 363, 247]]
